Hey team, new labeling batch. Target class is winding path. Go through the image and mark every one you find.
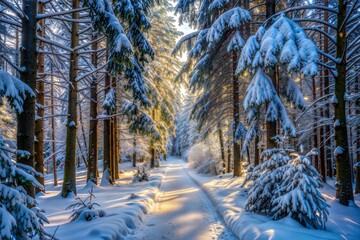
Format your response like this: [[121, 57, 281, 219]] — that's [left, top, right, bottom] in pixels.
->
[[131, 157, 236, 240]]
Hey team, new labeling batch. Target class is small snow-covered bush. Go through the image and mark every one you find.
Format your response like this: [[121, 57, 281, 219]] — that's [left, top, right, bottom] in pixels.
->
[[133, 166, 150, 182], [272, 150, 329, 229], [66, 187, 105, 222]]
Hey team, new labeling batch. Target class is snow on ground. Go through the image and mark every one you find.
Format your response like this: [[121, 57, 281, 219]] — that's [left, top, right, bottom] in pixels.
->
[[131, 157, 236, 240], [36, 157, 360, 240], [37, 161, 165, 240], [188, 167, 360, 240]]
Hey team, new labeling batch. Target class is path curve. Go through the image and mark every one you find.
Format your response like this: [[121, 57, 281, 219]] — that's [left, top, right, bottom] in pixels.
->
[[131, 157, 237, 240]]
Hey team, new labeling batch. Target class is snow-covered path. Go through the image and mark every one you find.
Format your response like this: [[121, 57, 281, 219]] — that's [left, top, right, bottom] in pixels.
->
[[131, 157, 236, 240]]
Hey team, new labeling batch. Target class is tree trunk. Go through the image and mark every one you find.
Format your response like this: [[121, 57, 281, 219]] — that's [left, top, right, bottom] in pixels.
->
[[61, 0, 79, 197], [150, 109, 156, 168], [319, 78, 326, 182], [355, 79, 360, 193], [110, 116, 115, 180], [79, 103, 88, 159], [15, 27, 20, 77], [227, 138, 231, 173], [254, 135, 260, 166], [102, 73, 113, 185], [87, 33, 98, 184], [112, 79, 119, 180], [17, 0, 38, 198], [76, 136, 86, 167], [312, 77, 319, 171], [232, 50, 241, 177], [150, 146, 155, 168], [50, 64, 57, 186], [334, 0, 354, 205], [35, 1, 45, 193], [319, 22, 327, 182], [265, 0, 277, 150], [218, 124, 226, 173], [323, 0, 332, 179], [133, 137, 137, 167]]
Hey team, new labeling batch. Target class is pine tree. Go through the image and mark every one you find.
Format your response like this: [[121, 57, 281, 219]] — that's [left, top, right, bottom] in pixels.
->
[[0, 71, 50, 239], [272, 149, 329, 229], [144, 0, 183, 166], [174, 0, 251, 176], [238, 14, 318, 155]]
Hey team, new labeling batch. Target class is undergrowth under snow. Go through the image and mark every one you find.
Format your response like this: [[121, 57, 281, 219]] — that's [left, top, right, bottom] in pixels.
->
[[36, 162, 164, 240]]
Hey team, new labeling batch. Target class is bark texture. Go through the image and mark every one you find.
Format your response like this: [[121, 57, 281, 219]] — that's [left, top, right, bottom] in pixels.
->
[[35, 1, 45, 192], [334, 0, 354, 205], [87, 33, 98, 184], [62, 0, 80, 197], [17, 0, 38, 198]]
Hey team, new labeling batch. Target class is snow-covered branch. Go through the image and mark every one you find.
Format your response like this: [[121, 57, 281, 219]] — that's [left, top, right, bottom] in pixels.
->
[[36, 7, 89, 19], [0, 0, 27, 20]]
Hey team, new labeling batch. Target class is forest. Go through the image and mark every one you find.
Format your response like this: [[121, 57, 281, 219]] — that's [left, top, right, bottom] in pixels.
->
[[0, 0, 359, 239]]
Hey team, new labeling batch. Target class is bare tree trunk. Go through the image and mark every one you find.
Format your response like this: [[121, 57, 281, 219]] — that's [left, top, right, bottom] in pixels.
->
[[50, 64, 57, 186], [133, 137, 137, 167], [319, 25, 327, 181], [246, 146, 250, 164], [227, 138, 231, 173], [254, 135, 260, 166], [232, 50, 241, 177], [76, 137, 87, 167], [323, 0, 332, 178], [312, 77, 319, 171], [87, 33, 99, 184], [112, 79, 119, 180], [150, 145, 155, 168], [35, 1, 45, 193], [61, 0, 79, 197], [79, 103, 88, 155], [218, 124, 226, 173], [102, 73, 113, 185], [355, 79, 360, 193], [17, 0, 38, 198], [110, 116, 115, 180], [150, 109, 156, 168], [319, 79, 326, 182], [15, 27, 20, 77], [334, 0, 354, 205]]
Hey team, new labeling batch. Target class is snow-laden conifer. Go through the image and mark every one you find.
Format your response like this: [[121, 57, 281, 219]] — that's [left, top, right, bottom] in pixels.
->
[[244, 69, 297, 137], [245, 146, 290, 214], [239, 15, 318, 148], [84, 0, 133, 73], [237, 14, 318, 77], [272, 149, 329, 229], [0, 72, 50, 239]]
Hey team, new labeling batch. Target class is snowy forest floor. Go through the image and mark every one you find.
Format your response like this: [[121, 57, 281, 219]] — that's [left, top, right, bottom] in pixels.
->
[[36, 158, 360, 240], [37, 161, 165, 239], [188, 171, 360, 240]]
